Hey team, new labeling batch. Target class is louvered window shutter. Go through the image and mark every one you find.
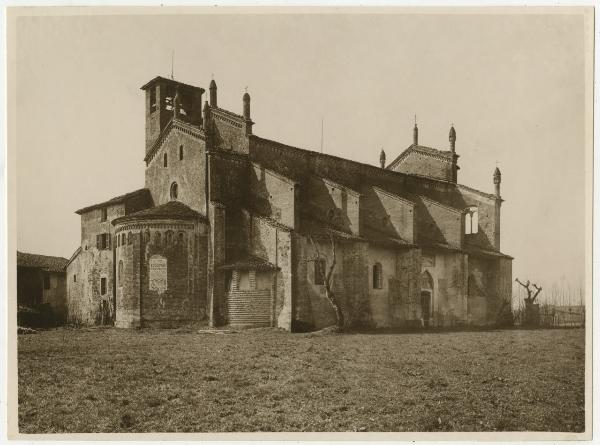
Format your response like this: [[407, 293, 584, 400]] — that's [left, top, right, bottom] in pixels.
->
[[107, 233, 111, 250], [96, 234, 101, 250]]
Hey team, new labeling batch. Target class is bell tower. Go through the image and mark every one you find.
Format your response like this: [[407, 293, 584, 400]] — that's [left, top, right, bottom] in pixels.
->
[[140, 76, 205, 153]]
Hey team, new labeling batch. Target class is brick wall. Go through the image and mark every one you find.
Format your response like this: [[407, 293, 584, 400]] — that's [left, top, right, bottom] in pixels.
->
[[211, 108, 249, 154], [391, 151, 455, 182]]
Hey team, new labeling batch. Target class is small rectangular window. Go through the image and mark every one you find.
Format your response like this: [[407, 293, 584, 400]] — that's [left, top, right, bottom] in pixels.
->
[[73, 274, 77, 283], [314, 259, 326, 285], [43, 275, 51, 290], [101, 208, 107, 222], [100, 277, 107, 295]]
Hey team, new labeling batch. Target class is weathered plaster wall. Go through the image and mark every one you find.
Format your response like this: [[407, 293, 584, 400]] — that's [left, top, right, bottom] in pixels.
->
[[454, 186, 499, 251], [421, 250, 468, 327], [144, 128, 206, 214], [65, 247, 114, 325], [361, 186, 415, 242], [416, 196, 463, 248], [293, 237, 371, 330], [305, 176, 361, 235], [249, 162, 296, 228], [366, 245, 397, 328]]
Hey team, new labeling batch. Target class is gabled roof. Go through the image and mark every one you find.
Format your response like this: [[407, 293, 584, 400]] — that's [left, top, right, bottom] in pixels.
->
[[75, 188, 151, 215], [386, 144, 458, 171], [362, 225, 415, 250], [112, 201, 207, 225], [17, 251, 69, 273]]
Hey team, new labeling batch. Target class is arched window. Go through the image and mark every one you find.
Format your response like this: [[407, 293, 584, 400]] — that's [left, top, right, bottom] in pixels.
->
[[170, 182, 178, 200], [178, 232, 185, 244], [155, 231, 161, 246], [163, 153, 168, 167], [314, 258, 326, 285], [372, 263, 383, 289], [165, 230, 173, 244], [144, 229, 151, 243], [179, 145, 184, 160], [121, 233, 126, 246], [127, 232, 132, 245], [118, 260, 123, 283], [465, 206, 478, 235]]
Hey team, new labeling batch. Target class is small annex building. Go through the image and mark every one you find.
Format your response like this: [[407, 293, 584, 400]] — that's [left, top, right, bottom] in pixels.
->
[[17, 251, 69, 323], [66, 75, 513, 331]]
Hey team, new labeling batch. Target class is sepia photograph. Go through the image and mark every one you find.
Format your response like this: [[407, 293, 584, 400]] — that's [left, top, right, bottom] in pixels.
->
[[5, 6, 593, 439]]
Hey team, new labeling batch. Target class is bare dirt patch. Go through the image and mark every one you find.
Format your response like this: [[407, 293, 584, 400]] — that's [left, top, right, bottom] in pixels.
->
[[17, 327, 585, 432]]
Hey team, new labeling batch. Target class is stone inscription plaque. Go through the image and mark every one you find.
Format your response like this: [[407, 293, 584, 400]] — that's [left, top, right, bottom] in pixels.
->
[[149, 255, 167, 294]]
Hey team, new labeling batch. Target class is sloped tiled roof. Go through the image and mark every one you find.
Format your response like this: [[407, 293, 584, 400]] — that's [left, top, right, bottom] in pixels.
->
[[17, 251, 68, 273], [361, 225, 415, 250], [112, 201, 207, 225], [75, 188, 151, 215], [219, 253, 279, 271]]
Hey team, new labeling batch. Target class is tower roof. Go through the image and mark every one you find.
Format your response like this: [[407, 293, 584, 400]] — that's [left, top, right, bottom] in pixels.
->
[[209, 79, 217, 89], [494, 166, 501, 176], [140, 76, 205, 93], [449, 125, 456, 138]]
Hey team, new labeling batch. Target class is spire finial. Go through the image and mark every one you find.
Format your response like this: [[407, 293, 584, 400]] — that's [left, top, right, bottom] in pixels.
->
[[414, 114, 417, 126], [245, 86, 248, 93], [170, 50, 174, 80]]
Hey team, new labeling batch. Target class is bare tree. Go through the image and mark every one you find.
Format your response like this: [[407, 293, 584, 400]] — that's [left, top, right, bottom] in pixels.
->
[[515, 278, 542, 304], [306, 231, 345, 331]]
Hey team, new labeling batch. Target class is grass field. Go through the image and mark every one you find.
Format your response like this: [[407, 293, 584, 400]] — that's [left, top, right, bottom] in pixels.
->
[[17, 327, 585, 433]]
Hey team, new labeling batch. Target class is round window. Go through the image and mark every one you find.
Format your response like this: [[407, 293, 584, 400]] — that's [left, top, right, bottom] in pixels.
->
[[170, 182, 178, 200]]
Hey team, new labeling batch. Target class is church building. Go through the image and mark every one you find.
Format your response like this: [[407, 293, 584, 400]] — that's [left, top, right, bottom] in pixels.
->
[[65, 75, 513, 330]]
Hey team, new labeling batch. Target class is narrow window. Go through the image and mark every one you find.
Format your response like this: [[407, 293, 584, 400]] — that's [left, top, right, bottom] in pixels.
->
[[165, 230, 173, 244], [170, 182, 178, 200], [43, 275, 51, 290], [127, 232, 132, 245], [118, 260, 123, 283], [465, 207, 479, 235], [150, 87, 157, 112], [100, 207, 107, 222], [314, 258, 326, 285], [100, 277, 107, 295], [164, 153, 168, 168], [155, 231, 162, 246], [73, 274, 77, 283], [178, 232, 185, 244], [179, 145, 184, 160], [373, 263, 383, 289]]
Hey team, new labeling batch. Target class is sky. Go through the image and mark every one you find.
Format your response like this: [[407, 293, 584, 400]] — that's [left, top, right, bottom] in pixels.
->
[[12, 10, 591, 301]]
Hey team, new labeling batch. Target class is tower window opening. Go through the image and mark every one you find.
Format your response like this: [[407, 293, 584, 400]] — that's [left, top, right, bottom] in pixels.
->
[[150, 87, 157, 112], [100, 277, 107, 295], [179, 145, 184, 160], [170, 182, 178, 200], [164, 153, 168, 168]]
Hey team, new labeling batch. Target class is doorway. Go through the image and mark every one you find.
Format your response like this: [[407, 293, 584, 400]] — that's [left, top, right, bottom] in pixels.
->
[[421, 291, 432, 327]]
